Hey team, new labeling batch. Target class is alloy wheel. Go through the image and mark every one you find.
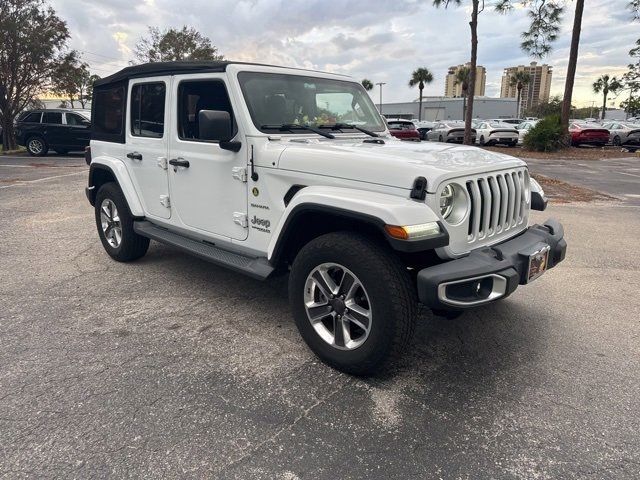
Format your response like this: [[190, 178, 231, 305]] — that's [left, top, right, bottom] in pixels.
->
[[304, 263, 372, 350], [28, 138, 44, 155], [100, 199, 122, 248]]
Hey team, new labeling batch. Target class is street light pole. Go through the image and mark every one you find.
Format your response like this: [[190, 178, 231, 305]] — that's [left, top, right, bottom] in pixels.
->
[[376, 82, 386, 115]]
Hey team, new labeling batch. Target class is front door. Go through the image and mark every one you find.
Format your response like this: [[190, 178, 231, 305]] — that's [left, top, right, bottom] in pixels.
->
[[167, 74, 248, 240], [124, 77, 171, 219], [64, 111, 91, 148]]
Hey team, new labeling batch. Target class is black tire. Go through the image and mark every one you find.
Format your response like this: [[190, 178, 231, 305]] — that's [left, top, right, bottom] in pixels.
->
[[439, 135, 443, 142], [26, 135, 48, 156], [289, 232, 417, 376], [95, 182, 149, 262], [479, 136, 485, 146], [509, 140, 517, 147], [612, 136, 621, 146]]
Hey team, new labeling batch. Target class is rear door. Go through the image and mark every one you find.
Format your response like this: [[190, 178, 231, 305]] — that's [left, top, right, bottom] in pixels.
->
[[41, 111, 65, 147], [124, 77, 171, 219], [167, 74, 248, 240], [64, 112, 91, 148]]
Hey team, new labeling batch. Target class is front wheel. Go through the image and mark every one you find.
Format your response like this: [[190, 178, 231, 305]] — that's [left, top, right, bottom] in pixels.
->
[[95, 182, 149, 262], [612, 136, 621, 146], [289, 232, 417, 375], [479, 136, 485, 146]]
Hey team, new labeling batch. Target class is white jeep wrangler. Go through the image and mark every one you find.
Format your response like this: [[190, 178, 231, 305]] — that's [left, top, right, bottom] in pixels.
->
[[85, 61, 566, 375]]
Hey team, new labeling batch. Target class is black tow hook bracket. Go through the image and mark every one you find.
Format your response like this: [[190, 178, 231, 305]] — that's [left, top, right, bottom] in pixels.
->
[[410, 176, 428, 200], [363, 138, 385, 144]]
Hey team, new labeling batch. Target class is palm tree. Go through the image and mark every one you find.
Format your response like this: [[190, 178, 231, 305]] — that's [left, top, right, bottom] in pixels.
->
[[409, 67, 434, 121], [593, 74, 624, 120], [509, 71, 531, 118], [454, 66, 471, 119], [361, 79, 374, 91]]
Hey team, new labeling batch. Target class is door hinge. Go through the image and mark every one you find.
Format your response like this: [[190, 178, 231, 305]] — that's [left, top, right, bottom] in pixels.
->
[[232, 166, 247, 182], [233, 212, 248, 228], [160, 195, 171, 208], [157, 157, 168, 170]]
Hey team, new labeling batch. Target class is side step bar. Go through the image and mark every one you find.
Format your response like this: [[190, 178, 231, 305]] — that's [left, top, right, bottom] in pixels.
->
[[133, 220, 274, 280]]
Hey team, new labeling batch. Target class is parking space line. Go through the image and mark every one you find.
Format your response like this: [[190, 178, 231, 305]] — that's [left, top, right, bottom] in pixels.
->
[[0, 171, 86, 189], [0, 164, 34, 168], [617, 171, 640, 179]]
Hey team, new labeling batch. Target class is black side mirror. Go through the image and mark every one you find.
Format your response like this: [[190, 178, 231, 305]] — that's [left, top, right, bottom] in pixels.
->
[[198, 110, 241, 152]]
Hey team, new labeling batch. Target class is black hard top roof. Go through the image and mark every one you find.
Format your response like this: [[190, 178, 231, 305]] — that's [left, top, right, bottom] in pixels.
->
[[93, 61, 347, 87]]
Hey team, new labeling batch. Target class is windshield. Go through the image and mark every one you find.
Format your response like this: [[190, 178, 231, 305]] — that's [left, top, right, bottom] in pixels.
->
[[238, 72, 386, 133]]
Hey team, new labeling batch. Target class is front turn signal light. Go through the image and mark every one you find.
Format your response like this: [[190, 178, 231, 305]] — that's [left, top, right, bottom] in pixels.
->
[[384, 222, 441, 240]]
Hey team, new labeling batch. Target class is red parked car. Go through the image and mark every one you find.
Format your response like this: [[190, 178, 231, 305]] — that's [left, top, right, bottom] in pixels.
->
[[569, 122, 610, 147], [386, 119, 421, 141]]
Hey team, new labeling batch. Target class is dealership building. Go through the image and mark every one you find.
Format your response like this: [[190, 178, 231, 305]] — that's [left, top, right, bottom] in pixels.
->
[[379, 97, 518, 121]]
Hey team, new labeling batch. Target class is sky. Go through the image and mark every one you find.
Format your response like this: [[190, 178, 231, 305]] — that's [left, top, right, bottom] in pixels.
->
[[50, 0, 639, 109]]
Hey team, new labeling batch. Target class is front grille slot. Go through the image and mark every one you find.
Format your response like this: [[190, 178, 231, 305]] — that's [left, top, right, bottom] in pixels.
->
[[465, 168, 528, 244]]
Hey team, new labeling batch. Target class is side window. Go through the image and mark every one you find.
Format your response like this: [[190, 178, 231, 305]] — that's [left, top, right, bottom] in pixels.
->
[[43, 112, 62, 124], [66, 113, 89, 126], [177, 80, 235, 141], [22, 112, 42, 123], [93, 84, 125, 138], [131, 83, 166, 138]]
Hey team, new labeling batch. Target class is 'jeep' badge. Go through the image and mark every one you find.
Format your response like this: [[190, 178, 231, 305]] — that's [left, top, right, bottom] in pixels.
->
[[250, 215, 271, 233]]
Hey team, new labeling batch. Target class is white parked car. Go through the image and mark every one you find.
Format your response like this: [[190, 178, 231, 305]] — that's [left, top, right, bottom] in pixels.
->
[[516, 120, 539, 145], [474, 121, 519, 147], [85, 61, 566, 375]]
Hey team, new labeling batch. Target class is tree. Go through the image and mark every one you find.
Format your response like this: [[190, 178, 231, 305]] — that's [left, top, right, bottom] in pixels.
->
[[409, 67, 434, 122], [435, 1, 563, 144], [453, 66, 470, 119], [560, 0, 583, 133], [522, 96, 564, 118], [593, 74, 623, 120], [620, 97, 640, 117], [361, 79, 374, 91], [135, 26, 224, 63], [0, 0, 70, 151], [509, 71, 531, 118]]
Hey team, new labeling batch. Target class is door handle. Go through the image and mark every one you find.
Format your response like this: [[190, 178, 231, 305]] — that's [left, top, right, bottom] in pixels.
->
[[169, 158, 190, 169], [127, 152, 143, 160]]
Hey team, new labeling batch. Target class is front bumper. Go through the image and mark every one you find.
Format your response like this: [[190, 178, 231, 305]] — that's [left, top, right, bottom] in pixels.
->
[[417, 218, 566, 310]]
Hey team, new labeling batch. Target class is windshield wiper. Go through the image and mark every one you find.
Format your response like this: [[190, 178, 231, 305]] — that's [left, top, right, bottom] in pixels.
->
[[260, 123, 335, 139], [318, 123, 379, 137]]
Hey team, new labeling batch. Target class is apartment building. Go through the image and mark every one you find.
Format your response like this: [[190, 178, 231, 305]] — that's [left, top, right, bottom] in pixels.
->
[[444, 63, 486, 97], [500, 62, 552, 111]]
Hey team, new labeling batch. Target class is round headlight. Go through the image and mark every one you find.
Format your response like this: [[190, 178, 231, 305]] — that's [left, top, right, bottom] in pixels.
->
[[440, 184, 455, 218], [439, 183, 468, 225]]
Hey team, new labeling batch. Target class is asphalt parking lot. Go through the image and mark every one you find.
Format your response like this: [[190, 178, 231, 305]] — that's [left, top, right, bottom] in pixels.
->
[[1, 154, 639, 478]]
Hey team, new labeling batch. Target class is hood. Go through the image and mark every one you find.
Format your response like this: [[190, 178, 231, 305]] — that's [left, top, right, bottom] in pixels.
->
[[277, 136, 525, 192]]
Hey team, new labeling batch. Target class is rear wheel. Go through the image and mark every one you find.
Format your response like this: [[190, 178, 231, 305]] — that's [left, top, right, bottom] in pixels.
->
[[289, 232, 417, 375], [95, 182, 149, 262], [439, 135, 443, 142], [479, 136, 485, 146], [612, 136, 621, 146], [26, 136, 48, 156]]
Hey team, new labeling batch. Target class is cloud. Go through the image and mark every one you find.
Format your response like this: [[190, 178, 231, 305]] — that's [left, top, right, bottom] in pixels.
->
[[49, 0, 639, 107]]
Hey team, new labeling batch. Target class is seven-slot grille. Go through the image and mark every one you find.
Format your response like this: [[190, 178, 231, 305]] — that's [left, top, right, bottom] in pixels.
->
[[465, 168, 529, 244]]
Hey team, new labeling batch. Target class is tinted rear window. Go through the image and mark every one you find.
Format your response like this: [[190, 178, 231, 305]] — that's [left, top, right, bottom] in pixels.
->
[[43, 112, 63, 124], [92, 83, 126, 142]]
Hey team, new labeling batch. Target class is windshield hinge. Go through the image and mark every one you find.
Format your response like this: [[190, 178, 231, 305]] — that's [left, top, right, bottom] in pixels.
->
[[233, 212, 248, 228], [232, 166, 248, 182]]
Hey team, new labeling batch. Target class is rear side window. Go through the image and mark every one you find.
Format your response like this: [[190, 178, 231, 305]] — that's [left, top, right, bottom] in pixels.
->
[[43, 112, 62, 124], [92, 83, 126, 142], [131, 83, 166, 138], [22, 112, 42, 123]]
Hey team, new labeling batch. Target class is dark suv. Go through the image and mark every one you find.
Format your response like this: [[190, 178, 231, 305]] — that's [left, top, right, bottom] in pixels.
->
[[16, 109, 91, 156]]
